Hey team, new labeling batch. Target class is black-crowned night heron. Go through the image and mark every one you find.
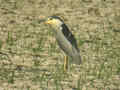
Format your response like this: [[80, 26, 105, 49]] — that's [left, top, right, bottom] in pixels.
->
[[42, 16, 81, 71]]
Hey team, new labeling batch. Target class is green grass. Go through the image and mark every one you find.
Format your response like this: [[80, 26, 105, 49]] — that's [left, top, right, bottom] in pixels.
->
[[0, 0, 120, 90]]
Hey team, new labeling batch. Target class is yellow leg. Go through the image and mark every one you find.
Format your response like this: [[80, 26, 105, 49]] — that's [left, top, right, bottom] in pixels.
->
[[64, 56, 68, 72]]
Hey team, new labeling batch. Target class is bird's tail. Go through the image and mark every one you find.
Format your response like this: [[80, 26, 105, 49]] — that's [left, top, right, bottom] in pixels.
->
[[72, 52, 82, 65]]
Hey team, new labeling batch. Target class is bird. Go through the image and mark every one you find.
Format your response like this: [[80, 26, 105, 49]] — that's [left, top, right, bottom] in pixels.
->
[[41, 16, 81, 71]]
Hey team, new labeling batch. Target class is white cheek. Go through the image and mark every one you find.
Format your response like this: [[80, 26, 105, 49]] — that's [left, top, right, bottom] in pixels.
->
[[51, 20, 63, 30], [59, 26, 63, 30]]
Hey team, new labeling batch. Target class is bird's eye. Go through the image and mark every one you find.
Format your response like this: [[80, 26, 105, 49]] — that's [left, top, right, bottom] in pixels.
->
[[49, 18, 53, 20]]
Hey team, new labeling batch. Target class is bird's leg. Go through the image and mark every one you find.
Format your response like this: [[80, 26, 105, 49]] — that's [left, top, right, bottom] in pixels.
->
[[64, 56, 68, 72]]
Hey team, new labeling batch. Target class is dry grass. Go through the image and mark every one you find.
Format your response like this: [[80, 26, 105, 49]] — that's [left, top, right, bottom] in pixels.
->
[[0, 0, 120, 90]]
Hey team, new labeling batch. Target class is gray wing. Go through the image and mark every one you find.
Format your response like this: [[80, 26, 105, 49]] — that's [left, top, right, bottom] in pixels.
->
[[56, 36, 81, 64], [61, 24, 79, 52], [56, 39, 72, 56]]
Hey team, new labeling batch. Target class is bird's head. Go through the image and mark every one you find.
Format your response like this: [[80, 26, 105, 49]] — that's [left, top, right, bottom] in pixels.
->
[[44, 16, 64, 29]]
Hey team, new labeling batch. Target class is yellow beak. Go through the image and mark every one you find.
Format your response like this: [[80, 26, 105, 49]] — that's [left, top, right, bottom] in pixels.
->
[[39, 18, 54, 25], [45, 20, 53, 24]]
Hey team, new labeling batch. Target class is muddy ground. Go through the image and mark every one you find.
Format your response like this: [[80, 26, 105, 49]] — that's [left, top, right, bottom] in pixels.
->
[[0, 0, 120, 90]]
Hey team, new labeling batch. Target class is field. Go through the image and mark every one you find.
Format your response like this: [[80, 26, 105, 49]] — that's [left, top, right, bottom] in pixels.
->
[[0, 0, 120, 90]]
